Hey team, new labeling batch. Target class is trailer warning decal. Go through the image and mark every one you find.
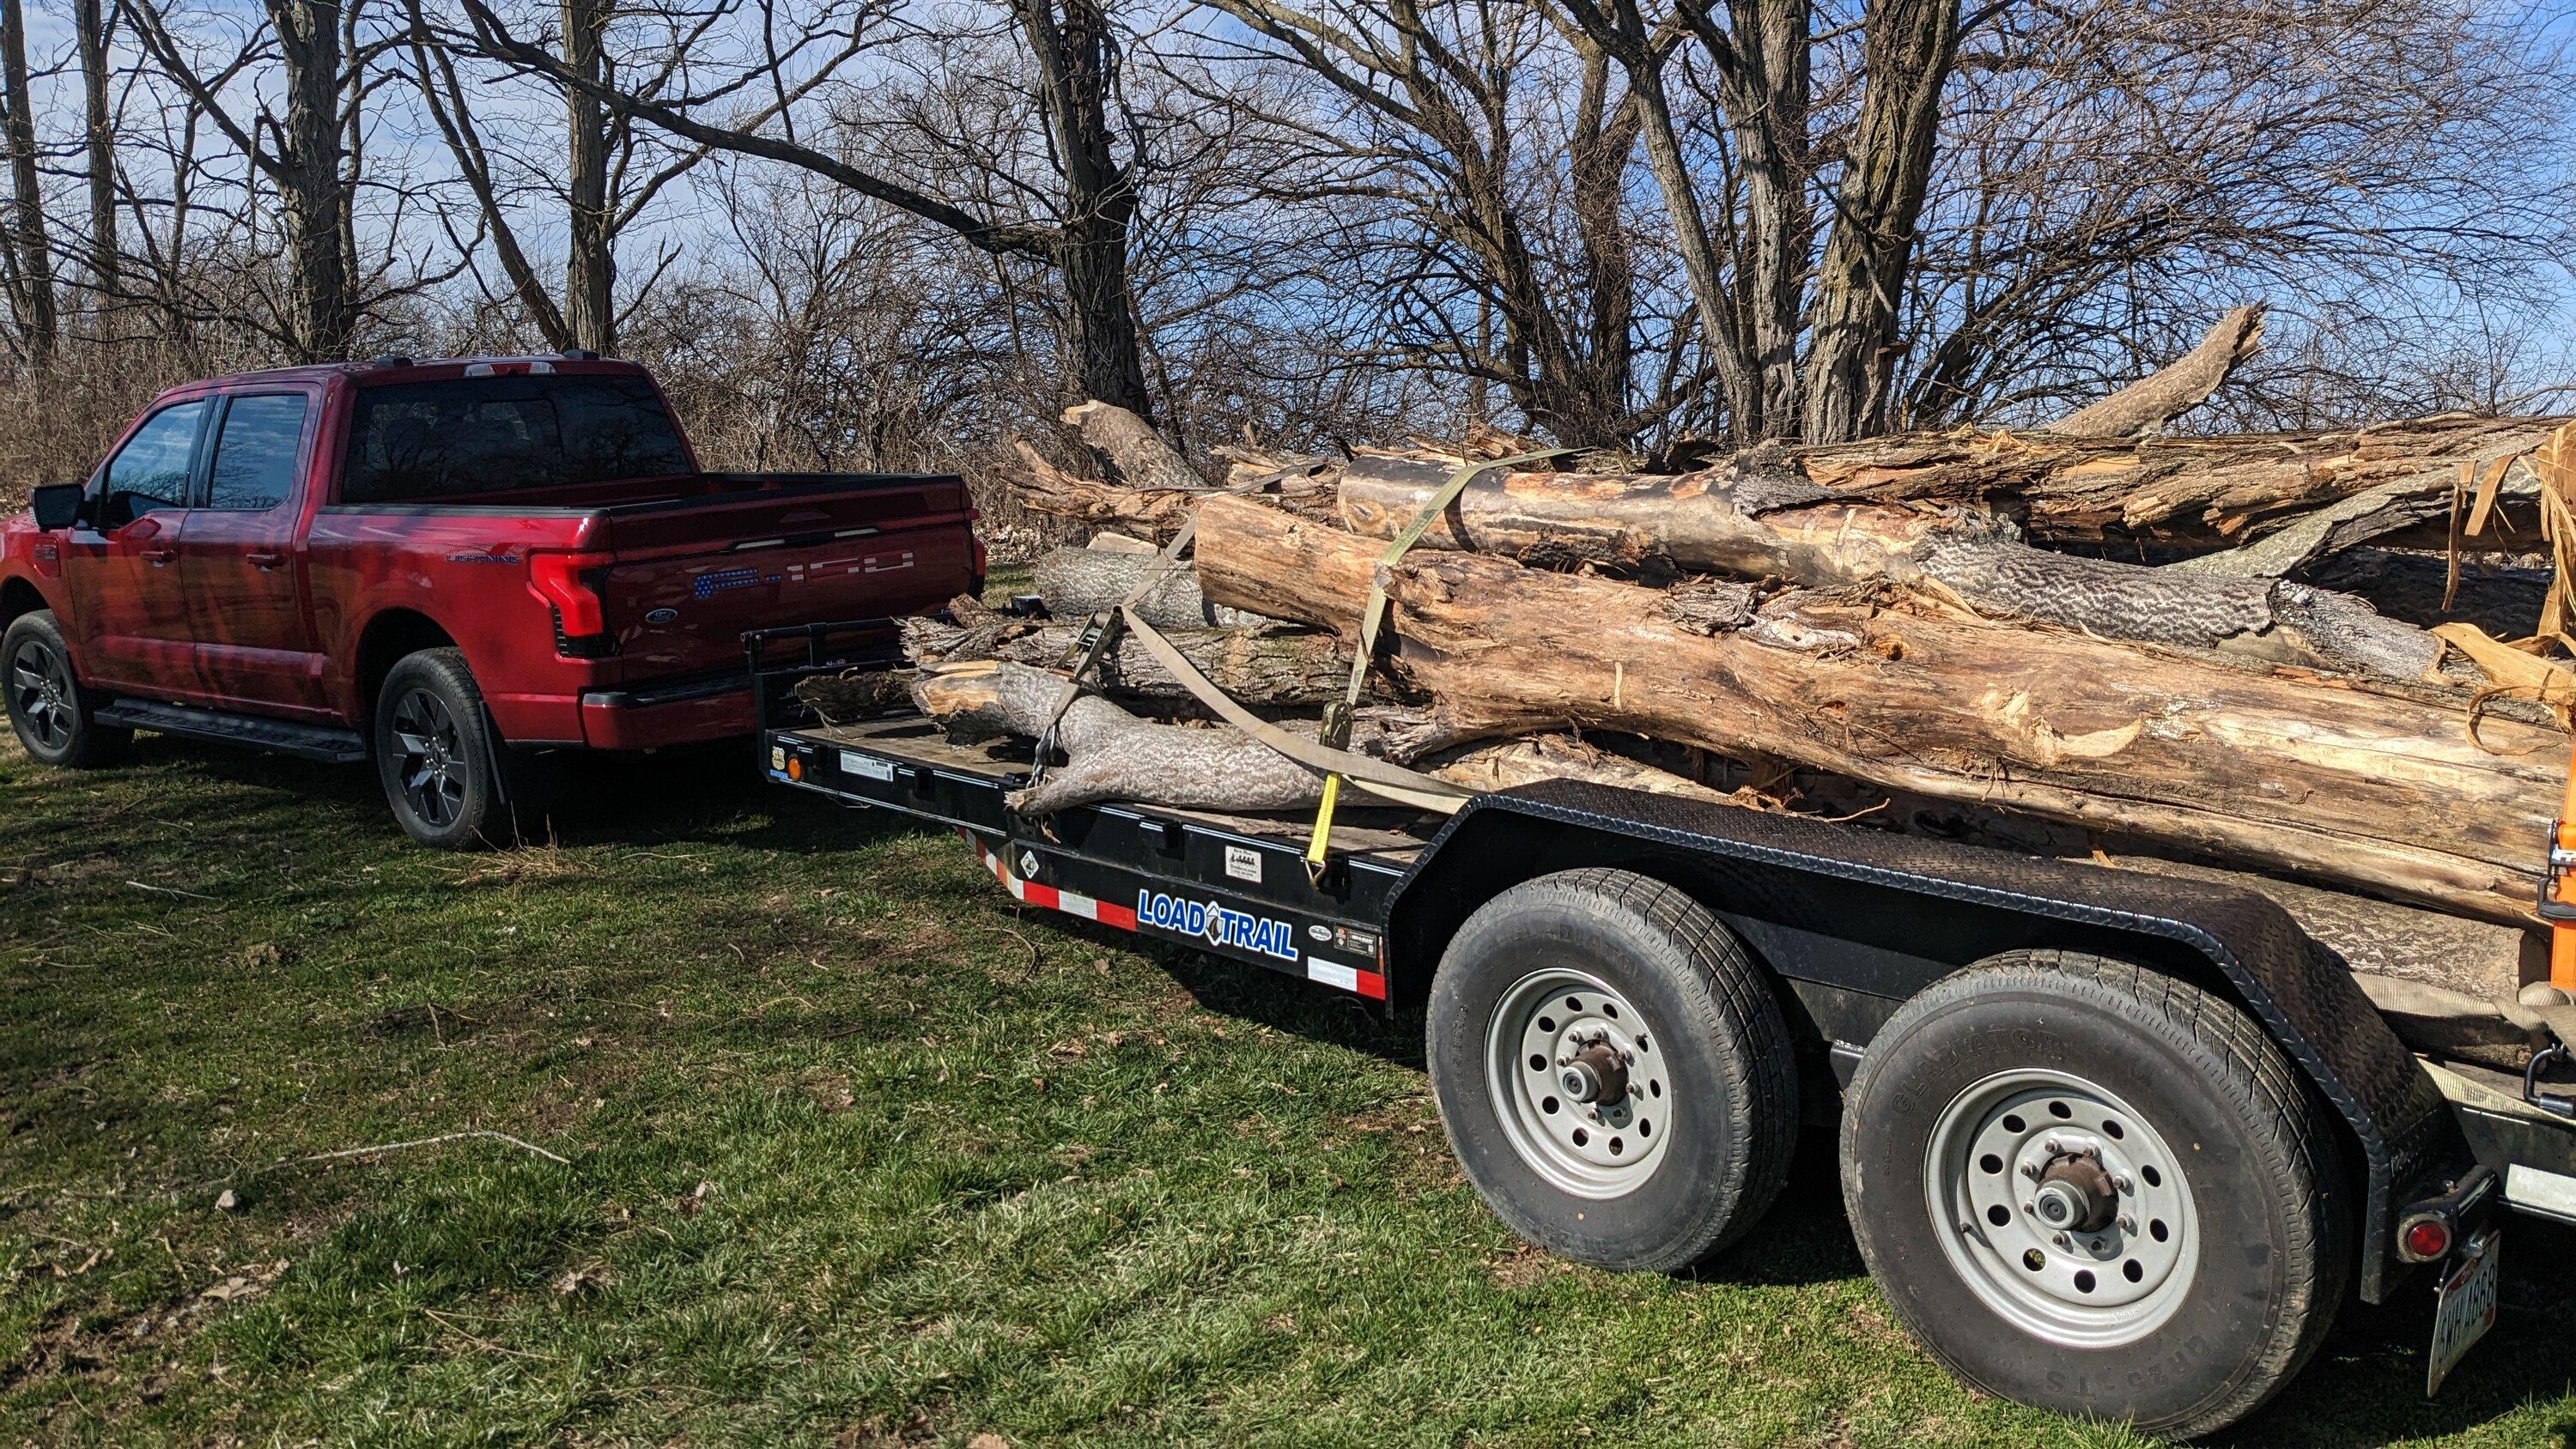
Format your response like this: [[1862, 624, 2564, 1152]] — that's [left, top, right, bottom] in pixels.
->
[[963, 833, 1138, 931], [954, 829, 1383, 1000], [1133, 891, 1302, 964]]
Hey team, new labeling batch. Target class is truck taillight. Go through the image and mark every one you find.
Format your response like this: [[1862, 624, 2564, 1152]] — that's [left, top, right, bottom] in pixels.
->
[[528, 551, 614, 654]]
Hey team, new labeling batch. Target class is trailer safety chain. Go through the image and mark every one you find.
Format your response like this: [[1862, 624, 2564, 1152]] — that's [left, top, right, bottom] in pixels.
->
[[1303, 447, 1574, 882]]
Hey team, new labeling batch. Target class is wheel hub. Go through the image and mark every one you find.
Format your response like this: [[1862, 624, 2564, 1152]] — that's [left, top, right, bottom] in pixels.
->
[[1486, 968, 1671, 1199], [1556, 1039, 1629, 1104], [1925, 1069, 2198, 1348]]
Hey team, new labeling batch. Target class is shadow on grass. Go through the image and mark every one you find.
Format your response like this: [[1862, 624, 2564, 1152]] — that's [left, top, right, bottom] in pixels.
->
[[82, 733, 2576, 1441]]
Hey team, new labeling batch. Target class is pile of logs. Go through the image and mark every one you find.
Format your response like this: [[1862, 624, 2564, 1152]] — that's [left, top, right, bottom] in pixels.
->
[[804, 308, 2576, 1058]]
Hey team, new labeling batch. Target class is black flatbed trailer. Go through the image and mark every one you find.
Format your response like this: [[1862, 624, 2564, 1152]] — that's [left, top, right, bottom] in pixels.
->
[[750, 617, 2576, 1440]]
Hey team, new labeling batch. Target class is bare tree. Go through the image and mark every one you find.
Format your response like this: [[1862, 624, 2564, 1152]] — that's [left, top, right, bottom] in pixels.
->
[[1, 0, 56, 361], [444, 0, 1158, 417], [77, 0, 118, 294], [129, 0, 362, 356]]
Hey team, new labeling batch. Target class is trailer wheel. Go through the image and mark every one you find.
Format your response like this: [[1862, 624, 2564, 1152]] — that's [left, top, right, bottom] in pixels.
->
[[1839, 949, 2348, 1440], [1426, 868, 1796, 1273]]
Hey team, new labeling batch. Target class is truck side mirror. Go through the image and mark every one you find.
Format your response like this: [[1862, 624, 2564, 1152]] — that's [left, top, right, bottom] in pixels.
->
[[29, 483, 82, 531]]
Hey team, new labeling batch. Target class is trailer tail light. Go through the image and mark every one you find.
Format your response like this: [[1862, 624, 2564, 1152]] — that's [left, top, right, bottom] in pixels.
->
[[528, 551, 616, 658], [2399, 1213, 2453, 1263]]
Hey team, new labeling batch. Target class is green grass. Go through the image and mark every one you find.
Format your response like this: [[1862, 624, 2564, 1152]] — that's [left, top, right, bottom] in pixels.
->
[[3, 729, 2573, 1446]]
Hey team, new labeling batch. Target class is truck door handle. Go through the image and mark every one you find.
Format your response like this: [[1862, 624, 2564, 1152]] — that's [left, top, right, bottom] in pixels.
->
[[246, 551, 286, 569], [142, 548, 176, 565]]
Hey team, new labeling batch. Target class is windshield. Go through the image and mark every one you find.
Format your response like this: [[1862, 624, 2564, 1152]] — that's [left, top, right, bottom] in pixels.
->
[[340, 373, 691, 504]]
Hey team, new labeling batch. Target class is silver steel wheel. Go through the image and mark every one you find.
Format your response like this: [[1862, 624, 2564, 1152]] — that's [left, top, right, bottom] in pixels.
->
[[9, 635, 76, 753], [1925, 1068, 2198, 1348], [1485, 967, 1673, 1199]]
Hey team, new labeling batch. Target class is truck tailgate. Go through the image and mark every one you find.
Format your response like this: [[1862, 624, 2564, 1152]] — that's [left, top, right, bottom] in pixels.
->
[[593, 474, 974, 680]]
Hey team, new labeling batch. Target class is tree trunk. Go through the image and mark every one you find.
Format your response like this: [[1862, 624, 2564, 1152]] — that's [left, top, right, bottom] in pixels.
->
[[276, 0, 354, 359], [1019, 0, 1151, 420], [562, 0, 615, 352], [76, 0, 115, 296], [1801, 0, 1959, 440], [1192, 495, 2560, 923], [0, 0, 54, 363], [1334, 455, 2444, 679], [1709, 0, 1811, 437]]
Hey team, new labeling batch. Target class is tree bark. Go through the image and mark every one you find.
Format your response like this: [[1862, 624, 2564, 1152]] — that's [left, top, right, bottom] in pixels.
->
[[76, 0, 115, 297], [899, 612, 1357, 707], [1020, 0, 1151, 420], [1801, 0, 1959, 440], [1063, 400, 1202, 491], [562, 0, 615, 352], [1335, 455, 2444, 680], [276, 0, 354, 359], [1031, 546, 1268, 629], [1193, 495, 2560, 923], [1737, 413, 2564, 555], [0, 0, 54, 363], [2045, 306, 2264, 438]]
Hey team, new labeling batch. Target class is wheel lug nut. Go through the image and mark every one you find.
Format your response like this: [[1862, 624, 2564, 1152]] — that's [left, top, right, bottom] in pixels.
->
[[2112, 1174, 2132, 1193], [2042, 1137, 2062, 1155], [2020, 1162, 2040, 1179], [2051, 1232, 2071, 1248], [2118, 1215, 2136, 1234]]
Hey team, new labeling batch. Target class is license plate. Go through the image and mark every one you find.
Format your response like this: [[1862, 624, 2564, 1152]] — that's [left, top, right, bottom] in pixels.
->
[[2427, 1228, 2500, 1394]]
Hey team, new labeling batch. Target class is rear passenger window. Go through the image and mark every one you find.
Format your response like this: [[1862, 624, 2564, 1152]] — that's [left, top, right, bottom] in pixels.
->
[[205, 394, 310, 512]]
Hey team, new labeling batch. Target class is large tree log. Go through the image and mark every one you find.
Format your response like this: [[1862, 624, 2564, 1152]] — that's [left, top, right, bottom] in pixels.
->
[[1787, 413, 2567, 553], [1030, 546, 1265, 628], [1336, 456, 2444, 680], [914, 659, 1720, 814], [900, 612, 1357, 707], [1194, 495, 2561, 923]]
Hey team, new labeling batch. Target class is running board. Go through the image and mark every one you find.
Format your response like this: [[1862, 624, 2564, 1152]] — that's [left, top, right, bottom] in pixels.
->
[[96, 699, 368, 763]]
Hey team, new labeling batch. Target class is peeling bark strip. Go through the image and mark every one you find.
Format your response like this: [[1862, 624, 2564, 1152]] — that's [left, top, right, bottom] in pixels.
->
[[1336, 457, 2443, 680], [1194, 495, 2561, 923], [1791, 413, 2567, 553]]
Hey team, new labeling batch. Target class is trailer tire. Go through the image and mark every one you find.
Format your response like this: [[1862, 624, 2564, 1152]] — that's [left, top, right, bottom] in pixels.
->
[[374, 649, 507, 850], [1839, 949, 2348, 1441], [3, 609, 128, 768], [1426, 867, 1796, 1273]]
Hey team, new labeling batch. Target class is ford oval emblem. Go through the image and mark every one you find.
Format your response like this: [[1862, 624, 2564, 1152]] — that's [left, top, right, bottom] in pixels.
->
[[645, 608, 679, 625]]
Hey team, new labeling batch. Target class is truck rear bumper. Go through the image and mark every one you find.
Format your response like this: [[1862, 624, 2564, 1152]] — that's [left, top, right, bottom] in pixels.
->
[[576, 675, 755, 750]]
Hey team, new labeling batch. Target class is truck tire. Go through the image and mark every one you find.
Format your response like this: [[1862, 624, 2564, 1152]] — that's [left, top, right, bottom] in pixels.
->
[[374, 648, 507, 849], [1838, 949, 2349, 1440], [3, 609, 129, 768], [1426, 867, 1796, 1273]]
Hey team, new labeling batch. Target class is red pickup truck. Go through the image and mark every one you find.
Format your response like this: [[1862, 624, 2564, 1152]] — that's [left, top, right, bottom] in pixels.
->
[[0, 355, 979, 845]]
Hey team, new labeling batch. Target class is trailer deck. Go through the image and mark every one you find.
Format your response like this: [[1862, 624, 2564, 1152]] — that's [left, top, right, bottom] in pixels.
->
[[769, 713, 1429, 1003]]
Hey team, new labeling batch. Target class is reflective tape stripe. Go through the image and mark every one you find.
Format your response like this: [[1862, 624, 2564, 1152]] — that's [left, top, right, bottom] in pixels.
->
[[959, 831, 1138, 931]]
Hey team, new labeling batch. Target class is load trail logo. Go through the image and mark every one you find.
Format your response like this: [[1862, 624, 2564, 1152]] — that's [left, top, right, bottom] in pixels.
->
[[1134, 890, 1302, 964]]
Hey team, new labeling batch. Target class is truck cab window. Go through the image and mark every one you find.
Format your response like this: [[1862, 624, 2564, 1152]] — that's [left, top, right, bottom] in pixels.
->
[[99, 400, 209, 524], [340, 374, 690, 504], [204, 394, 311, 512]]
